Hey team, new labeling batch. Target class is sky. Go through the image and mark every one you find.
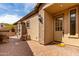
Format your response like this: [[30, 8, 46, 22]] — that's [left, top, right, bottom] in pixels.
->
[[0, 3, 36, 24]]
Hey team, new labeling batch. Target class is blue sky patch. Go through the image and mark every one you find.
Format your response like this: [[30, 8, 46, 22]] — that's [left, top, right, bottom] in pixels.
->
[[0, 3, 36, 24]]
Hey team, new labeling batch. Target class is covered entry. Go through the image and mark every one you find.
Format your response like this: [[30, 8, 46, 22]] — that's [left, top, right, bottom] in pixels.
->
[[44, 3, 78, 43]]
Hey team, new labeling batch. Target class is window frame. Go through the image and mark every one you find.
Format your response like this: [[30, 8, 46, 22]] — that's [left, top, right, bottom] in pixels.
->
[[26, 21, 30, 29], [70, 9, 76, 35], [55, 15, 64, 31], [68, 7, 78, 38]]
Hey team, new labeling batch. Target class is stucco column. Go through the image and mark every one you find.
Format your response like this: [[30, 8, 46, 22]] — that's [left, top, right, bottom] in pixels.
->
[[16, 22, 22, 39], [44, 11, 53, 44], [39, 9, 45, 44]]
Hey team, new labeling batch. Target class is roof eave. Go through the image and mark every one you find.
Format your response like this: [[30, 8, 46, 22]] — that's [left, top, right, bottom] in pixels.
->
[[13, 3, 42, 25]]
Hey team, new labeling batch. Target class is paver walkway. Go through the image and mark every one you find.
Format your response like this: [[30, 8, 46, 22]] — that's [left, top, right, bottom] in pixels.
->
[[27, 40, 79, 56], [1, 36, 79, 56], [0, 38, 33, 56]]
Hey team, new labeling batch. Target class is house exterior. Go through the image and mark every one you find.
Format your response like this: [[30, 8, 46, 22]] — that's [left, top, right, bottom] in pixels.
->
[[14, 3, 79, 46]]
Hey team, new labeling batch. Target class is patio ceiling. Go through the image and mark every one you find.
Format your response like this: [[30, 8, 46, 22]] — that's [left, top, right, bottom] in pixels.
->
[[44, 3, 78, 14]]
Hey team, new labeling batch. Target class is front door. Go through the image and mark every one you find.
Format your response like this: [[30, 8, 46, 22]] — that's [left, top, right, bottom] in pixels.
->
[[22, 22, 27, 35], [54, 16, 64, 42]]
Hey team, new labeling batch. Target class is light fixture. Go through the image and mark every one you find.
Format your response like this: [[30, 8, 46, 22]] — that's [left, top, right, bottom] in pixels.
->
[[38, 14, 43, 24]]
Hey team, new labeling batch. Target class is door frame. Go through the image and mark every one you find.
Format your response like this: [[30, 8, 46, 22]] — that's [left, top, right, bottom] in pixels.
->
[[53, 14, 64, 42]]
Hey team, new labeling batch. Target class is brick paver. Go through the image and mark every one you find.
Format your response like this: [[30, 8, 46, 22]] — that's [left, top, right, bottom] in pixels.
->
[[27, 40, 79, 56], [0, 38, 33, 56], [1, 37, 79, 56]]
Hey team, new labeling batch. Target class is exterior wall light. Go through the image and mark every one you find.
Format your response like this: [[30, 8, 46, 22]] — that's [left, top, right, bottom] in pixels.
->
[[38, 14, 43, 24]]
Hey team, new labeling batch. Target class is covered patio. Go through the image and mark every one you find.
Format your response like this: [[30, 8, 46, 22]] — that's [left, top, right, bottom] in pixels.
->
[[43, 3, 79, 46]]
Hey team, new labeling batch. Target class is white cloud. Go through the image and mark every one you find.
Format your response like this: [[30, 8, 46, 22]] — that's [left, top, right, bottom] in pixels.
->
[[0, 3, 37, 24], [0, 14, 22, 24], [24, 3, 36, 13], [24, 3, 36, 9]]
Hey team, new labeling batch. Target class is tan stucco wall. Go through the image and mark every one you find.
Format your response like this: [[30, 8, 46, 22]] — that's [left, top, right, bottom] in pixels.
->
[[23, 4, 54, 44], [23, 14, 39, 42], [44, 11, 53, 44], [38, 4, 46, 44], [16, 22, 22, 39], [38, 4, 54, 44], [0, 31, 15, 36], [38, 11, 45, 44], [62, 6, 79, 46], [8, 31, 15, 36], [47, 5, 79, 46], [15, 4, 79, 46]]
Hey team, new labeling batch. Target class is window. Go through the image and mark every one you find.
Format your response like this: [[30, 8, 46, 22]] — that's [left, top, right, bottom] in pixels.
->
[[26, 21, 30, 28], [55, 17, 63, 31], [16, 25, 18, 32], [70, 9, 76, 35], [17, 24, 21, 32]]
